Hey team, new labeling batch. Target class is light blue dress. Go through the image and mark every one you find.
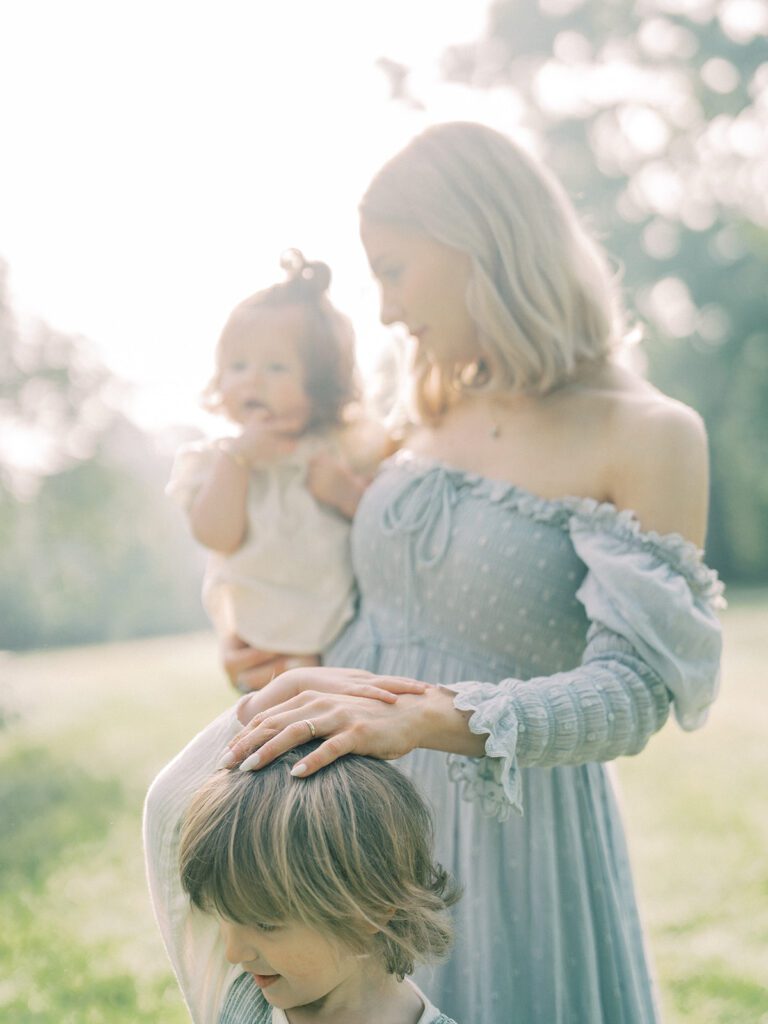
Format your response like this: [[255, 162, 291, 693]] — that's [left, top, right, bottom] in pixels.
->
[[325, 450, 724, 1024]]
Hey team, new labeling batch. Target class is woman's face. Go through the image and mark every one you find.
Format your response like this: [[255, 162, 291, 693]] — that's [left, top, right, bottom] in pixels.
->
[[360, 218, 477, 366], [219, 917, 368, 1011]]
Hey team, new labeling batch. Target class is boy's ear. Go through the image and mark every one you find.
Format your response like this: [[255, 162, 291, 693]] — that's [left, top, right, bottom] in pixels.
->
[[362, 907, 396, 934]]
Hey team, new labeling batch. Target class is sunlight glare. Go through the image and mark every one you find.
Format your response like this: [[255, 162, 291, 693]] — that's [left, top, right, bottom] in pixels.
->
[[0, 0, 493, 432]]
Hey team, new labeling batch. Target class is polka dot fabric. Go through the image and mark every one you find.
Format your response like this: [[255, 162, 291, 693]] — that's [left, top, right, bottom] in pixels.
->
[[326, 450, 723, 1024]]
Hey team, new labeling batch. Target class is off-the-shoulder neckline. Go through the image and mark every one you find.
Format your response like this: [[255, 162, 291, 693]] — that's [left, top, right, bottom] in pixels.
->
[[389, 447, 622, 516], [385, 448, 725, 606]]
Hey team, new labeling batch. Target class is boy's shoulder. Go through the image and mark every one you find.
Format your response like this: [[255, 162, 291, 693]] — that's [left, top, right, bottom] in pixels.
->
[[408, 979, 460, 1024], [421, 1005, 460, 1023], [219, 971, 273, 1023]]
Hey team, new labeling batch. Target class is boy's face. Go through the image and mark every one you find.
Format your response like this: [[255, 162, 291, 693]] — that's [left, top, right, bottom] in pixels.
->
[[219, 917, 367, 1010], [216, 306, 311, 430]]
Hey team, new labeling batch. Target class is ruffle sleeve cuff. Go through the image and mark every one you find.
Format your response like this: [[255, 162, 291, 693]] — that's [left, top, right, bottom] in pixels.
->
[[446, 503, 724, 820]]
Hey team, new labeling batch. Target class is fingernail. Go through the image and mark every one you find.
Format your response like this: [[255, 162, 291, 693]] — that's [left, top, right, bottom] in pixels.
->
[[216, 750, 237, 770], [239, 752, 261, 772], [284, 658, 302, 670], [290, 762, 308, 777]]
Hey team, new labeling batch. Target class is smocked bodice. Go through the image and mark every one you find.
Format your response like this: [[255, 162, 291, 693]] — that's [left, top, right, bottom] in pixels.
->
[[350, 452, 591, 679]]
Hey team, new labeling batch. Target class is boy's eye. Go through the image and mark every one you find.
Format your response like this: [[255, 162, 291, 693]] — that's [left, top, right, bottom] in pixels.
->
[[228, 360, 248, 372], [265, 362, 289, 373], [254, 921, 280, 933]]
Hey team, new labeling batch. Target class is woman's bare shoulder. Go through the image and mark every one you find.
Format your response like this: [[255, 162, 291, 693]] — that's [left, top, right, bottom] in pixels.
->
[[568, 360, 706, 444], [593, 371, 710, 545]]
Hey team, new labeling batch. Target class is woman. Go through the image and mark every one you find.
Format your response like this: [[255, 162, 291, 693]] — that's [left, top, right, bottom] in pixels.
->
[[219, 122, 724, 1022]]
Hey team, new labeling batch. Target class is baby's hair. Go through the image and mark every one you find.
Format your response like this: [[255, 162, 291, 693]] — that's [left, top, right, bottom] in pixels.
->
[[179, 743, 460, 980], [205, 250, 359, 430], [360, 121, 628, 420]]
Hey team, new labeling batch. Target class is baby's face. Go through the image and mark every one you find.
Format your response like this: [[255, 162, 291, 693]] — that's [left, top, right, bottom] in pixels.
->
[[217, 306, 311, 430], [219, 916, 367, 1011]]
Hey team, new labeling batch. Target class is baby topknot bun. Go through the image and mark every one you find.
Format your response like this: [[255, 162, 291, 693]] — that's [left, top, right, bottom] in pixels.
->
[[280, 248, 332, 297]]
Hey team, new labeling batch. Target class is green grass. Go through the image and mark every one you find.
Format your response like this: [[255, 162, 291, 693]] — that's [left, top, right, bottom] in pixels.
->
[[617, 592, 768, 1024], [0, 633, 230, 1024], [1, 598, 767, 1022]]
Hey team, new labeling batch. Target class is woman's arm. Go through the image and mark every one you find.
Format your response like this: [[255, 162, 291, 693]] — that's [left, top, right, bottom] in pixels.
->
[[608, 397, 709, 545], [306, 451, 370, 519], [221, 634, 321, 693], [306, 417, 397, 520]]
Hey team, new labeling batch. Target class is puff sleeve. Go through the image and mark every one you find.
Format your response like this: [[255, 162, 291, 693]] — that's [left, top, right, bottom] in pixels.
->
[[165, 441, 217, 513], [447, 507, 724, 818], [143, 708, 244, 1024]]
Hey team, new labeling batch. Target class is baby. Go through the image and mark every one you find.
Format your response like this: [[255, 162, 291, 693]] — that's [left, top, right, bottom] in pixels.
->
[[167, 251, 388, 686]]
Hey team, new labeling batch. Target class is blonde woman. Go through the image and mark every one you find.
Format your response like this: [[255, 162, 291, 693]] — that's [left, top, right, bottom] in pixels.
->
[[217, 122, 724, 1023]]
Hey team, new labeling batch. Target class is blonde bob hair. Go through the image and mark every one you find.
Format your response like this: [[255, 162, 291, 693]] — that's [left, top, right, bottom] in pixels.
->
[[179, 743, 460, 980], [360, 121, 627, 420]]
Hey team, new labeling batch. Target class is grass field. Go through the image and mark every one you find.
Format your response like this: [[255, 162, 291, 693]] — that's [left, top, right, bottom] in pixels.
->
[[1, 595, 766, 1023]]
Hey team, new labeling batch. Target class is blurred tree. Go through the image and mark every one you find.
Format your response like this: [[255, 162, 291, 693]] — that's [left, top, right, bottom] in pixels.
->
[[398, 0, 768, 580], [0, 261, 206, 650], [0, 260, 116, 500]]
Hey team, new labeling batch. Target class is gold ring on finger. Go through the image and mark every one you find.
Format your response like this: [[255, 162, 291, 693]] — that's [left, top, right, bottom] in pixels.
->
[[304, 719, 317, 740]]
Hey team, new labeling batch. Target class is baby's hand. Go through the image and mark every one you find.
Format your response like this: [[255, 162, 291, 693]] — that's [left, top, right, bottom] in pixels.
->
[[228, 410, 301, 466], [306, 452, 370, 519]]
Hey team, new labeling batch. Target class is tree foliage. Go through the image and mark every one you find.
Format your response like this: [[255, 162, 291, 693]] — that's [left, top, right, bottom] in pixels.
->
[[421, 0, 767, 580], [0, 262, 206, 650]]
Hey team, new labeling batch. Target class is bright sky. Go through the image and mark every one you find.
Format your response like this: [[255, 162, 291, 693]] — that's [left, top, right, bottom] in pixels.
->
[[0, 0, 520, 433]]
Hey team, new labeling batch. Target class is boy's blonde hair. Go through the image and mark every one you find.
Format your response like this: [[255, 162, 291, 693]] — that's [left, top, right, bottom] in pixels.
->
[[360, 121, 627, 420], [204, 252, 359, 430], [179, 744, 460, 980]]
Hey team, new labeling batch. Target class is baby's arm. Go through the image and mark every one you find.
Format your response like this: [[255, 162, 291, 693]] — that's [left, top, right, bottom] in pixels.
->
[[189, 414, 300, 553], [188, 443, 251, 553]]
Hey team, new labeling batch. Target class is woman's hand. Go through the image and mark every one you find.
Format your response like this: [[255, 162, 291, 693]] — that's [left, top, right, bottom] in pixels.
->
[[221, 635, 319, 693], [218, 666, 436, 775], [306, 452, 369, 519]]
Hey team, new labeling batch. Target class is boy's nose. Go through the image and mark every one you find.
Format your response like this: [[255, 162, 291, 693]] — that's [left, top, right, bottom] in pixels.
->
[[221, 922, 257, 965]]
